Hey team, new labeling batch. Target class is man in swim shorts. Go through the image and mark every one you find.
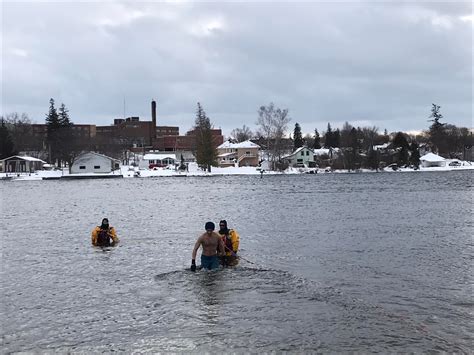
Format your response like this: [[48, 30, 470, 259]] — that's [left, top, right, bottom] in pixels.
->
[[191, 221, 224, 271]]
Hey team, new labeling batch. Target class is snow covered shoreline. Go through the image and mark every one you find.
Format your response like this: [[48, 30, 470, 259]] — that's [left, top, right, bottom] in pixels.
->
[[1, 160, 473, 181]]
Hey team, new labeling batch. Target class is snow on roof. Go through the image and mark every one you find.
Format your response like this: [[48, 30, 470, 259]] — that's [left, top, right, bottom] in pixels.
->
[[217, 152, 236, 157], [373, 143, 390, 150], [218, 141, 233, 149], [3, 155, 46, 163], [313, 148, 339, 156], [282, 146, 313, 159], [217, 140, 260, 149], [294, 146, 312, 154], [77, 151, 119, 162], [143, 153, 176, 160], [420, 152, 445, 162]]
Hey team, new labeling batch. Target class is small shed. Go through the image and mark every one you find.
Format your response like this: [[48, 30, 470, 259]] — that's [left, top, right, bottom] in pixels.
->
[[139, 153, 176, 169], [420, 152, 446, 167], [71, 152, 120, 174], [1, 155, 46, 173]]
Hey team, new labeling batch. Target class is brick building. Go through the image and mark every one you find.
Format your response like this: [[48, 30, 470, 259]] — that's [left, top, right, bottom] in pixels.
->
[[31, 123, 96, 150], [30, 100, 224, 156]]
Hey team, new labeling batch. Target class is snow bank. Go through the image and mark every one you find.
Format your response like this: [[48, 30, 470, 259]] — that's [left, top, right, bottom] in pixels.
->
[[1, 159, 472, 181]]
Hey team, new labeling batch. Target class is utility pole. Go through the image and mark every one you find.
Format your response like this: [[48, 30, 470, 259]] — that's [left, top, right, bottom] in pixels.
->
[[123, 97, 126, 120]]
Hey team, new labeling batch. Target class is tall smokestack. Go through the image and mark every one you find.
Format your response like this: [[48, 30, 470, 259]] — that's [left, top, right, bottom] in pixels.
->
[[151, 99, 157, 139]]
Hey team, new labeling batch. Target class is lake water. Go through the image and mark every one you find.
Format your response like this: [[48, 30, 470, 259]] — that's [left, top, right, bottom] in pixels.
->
[[1, 171, 473, 353]]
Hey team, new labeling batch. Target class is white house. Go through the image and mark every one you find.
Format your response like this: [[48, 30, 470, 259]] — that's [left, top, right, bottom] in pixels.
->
[[420, 152, 446, 167], [282, 147, 316, 167], [71, 152, 120, 174], [217, 140, 260, 167], [1, 155, 46, 173], [139, 153, 176, 169]]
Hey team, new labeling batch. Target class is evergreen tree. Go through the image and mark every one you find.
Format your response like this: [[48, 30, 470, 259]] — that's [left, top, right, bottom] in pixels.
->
[[45, 98, 60, 165], [325, 124, 341, 148], [0, 118, 16, 159], [57, 103, 78, 171], [194, 102, 217, 172], [179, 153, 186, 170], [392, 131, 409, 149], [367, 148, 379, 170], [313, 129, 321, 149], [428, 103, 447, 154], [333, 129, 341, 148], [293, 123, 304, 150], [392, 132, 409, 166], [409, 142, 421, 169], [58, 103, 73, 127], [428, 103, 443, 125], [324, 123, 333, 148], [399, 146, 409, 167], [347, 127, 359, 170]]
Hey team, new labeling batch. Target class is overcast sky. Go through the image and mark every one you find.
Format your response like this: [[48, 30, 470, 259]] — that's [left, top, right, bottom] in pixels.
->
[[2, 1, 472, 137]]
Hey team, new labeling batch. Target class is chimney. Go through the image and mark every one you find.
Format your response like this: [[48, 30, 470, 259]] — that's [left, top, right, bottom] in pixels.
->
[[151, 99, 157, 139]]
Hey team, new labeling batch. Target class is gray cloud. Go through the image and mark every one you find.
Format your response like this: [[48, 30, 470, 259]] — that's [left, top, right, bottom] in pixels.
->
[[2, 1, 472, 136]]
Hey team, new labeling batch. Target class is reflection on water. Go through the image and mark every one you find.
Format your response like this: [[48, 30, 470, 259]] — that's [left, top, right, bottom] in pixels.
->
[[1, 172, 472, 352]]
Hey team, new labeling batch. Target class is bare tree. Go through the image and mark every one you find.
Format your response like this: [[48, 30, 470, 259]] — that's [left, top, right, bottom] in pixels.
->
[[304, 133, 314, 148], [0, 118, 16, 158], [339, 121, 353, 148], [256, 102, 291, 170], [230, 124, 253, 142], [256, 103, 275, 152], [3, 112, 33, 152], [360, 126, 379, 151]]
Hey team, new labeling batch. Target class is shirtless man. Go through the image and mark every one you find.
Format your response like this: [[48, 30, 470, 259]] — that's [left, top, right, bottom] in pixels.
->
[[191, 221, 224, 271]]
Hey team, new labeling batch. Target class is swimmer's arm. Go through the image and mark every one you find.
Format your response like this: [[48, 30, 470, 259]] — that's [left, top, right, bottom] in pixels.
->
[[217, 234, 225, 256], [192, 236, 203, 259]]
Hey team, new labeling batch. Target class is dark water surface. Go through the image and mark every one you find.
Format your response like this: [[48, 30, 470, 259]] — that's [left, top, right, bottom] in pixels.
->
[[1, 172, 473, 353]]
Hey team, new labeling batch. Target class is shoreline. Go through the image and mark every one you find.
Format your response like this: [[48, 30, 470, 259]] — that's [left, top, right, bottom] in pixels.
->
[[1, 162, 473, 181]]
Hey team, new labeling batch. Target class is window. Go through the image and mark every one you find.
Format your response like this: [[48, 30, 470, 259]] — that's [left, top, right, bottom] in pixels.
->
[[306, 151, 309, 156], [301, 151, 305, 156], [79, 166, 86, 170], [94, 165, 100, 169]]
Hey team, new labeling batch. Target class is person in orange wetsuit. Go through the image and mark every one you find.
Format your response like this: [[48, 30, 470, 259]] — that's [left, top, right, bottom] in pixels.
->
[[91, 218, 119, 247], [218, 220, 240, 267]]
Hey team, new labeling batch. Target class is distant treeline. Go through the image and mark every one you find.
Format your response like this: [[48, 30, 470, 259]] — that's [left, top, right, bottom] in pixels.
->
[[1, 101, 472, 171]]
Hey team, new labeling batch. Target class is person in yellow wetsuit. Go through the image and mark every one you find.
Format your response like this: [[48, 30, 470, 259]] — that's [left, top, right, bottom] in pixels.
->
[[218, 220, 240, 267], [91, 218, 119, 247]]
